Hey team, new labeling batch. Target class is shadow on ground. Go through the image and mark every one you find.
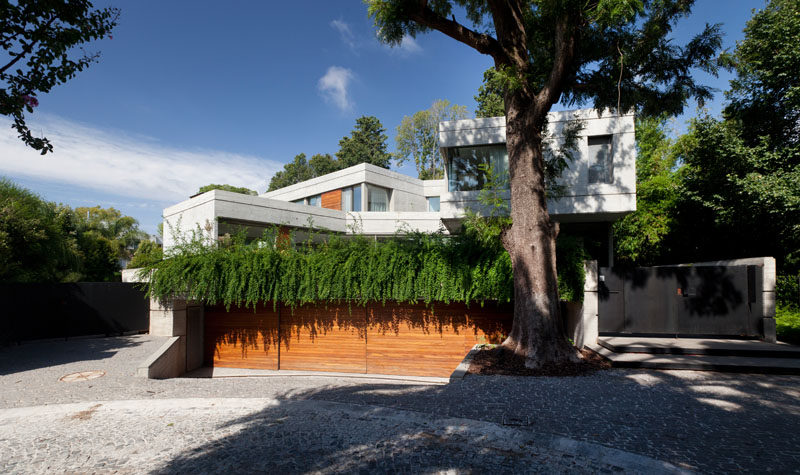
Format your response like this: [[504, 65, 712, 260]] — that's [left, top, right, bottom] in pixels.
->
[[159, 369, 800, 473], [0, 336, 144, 375]]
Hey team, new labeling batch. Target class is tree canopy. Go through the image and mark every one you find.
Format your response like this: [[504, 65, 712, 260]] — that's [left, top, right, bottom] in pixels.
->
[[0, 178, 146, 282], [336, 116, 392, 168], [724, 0, 800, 147], [395, 99, 468, 179], [613, 0, 800, 274], [0, 0, 118, 154], [267, 116, 391, 191]]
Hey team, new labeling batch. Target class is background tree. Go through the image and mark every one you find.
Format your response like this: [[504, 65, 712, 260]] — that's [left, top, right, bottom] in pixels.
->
[[267, 116, 392, 191], [723, 0, 800, 148], [474, 68, 505, 118], [336, 115, 391, 168], [368, 0, 722, 367], [73, 206, 145, 262], [196, 184, 258, 196], [613, 116, 679, 265], [0, 0, 118, 153], [267, 153, 315, 191], [0, 178, 80, 282], [395, 99, 468, 179]]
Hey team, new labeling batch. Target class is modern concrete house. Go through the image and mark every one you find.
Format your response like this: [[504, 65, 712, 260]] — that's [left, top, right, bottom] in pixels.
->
[[163, 108, 636, 266]]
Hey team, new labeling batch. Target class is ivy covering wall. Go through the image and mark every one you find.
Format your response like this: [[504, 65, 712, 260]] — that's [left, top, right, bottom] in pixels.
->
[[144, 229, 586, 309]]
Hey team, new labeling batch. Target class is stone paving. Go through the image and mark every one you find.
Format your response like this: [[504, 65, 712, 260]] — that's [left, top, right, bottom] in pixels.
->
[[0, 335, 799, 473]]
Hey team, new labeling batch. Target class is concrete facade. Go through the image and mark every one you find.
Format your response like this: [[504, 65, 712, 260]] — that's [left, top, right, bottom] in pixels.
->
[[161, 108, 636, 252]]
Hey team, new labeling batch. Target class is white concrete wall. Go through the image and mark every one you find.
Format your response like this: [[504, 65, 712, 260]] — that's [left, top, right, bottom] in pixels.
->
[[438, 109, 636, 222], [346, 212, 447, 236]]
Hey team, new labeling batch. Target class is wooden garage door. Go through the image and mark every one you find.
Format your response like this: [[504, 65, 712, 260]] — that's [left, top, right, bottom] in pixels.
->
[[204, 301, 512, 377], [366, 302, 512, 377], [205, 303, 279, 369], [279, 303, 367, 373]]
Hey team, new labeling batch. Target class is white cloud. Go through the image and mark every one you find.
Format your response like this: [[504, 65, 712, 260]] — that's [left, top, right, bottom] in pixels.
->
[[317, 66, 355, 112], [330, 19, 357, 51], [398, 35, 422, 55], [0, 115, 280, 202]]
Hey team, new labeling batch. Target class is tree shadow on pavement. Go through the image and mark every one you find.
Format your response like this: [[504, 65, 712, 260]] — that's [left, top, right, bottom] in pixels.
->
[[0, 336, 145, 375], [157, 369, 800, 473]]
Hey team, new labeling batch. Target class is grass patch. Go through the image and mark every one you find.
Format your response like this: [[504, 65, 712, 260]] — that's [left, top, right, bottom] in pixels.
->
[[776, 304, 800, 345]]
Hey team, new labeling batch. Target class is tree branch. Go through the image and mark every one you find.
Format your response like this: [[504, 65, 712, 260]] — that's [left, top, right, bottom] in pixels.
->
[[0, 16, 56, 76], [535, 16, 577, 117], [407, 1, 506, 63]]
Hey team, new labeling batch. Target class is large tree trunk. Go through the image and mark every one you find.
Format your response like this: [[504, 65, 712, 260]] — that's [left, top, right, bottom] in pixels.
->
[[501, 91, 580, 368]]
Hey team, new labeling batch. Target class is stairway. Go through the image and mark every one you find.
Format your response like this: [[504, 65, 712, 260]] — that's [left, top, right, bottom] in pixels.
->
[[588, 336, 800, 374]]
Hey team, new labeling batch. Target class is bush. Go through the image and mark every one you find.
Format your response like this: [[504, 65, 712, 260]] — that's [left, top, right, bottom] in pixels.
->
[[128, 240, 163, 268]]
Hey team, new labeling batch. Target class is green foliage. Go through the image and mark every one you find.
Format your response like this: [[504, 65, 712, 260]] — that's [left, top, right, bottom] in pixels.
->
[[395, 99, 468, 179], [267, 153, 315, 191], [776, 305, 800, 345], [724, 0, 800, 147], [0, 0, 119, 154], [146, 230, 513, 308], [128, 240, 163, 269], [196, 184, 257, 196], [146, 225, 587, 307], [555, 234, 588, 303], [267, 116, 392, 191], [614, 116, 680, 265], [671, 115, 799, 271], [368, 0, 722, 118], [474, 69, 505, 118], [0, 178, 80, 282], [336, 116, 392, 169], [0, 178, 145, 282]]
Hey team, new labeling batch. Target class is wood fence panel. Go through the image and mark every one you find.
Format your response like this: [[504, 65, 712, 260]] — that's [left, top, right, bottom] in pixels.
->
[[205, 304, 279, 369], [279, 303, 367, 373]]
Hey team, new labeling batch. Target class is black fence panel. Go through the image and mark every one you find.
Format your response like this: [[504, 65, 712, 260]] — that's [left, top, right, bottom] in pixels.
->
[[599, 265, 761, 337], [0, 283, 149, 344]]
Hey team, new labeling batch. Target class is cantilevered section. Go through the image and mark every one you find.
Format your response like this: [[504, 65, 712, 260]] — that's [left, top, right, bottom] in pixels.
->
[[162, 108, 636, 261]]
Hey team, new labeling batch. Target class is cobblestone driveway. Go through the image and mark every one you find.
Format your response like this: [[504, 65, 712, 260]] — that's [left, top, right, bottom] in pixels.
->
[[1, 335, 798, 473]]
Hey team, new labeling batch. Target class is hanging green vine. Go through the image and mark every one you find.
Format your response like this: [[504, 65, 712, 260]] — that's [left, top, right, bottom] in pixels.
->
[[143, 226, 585, 308]]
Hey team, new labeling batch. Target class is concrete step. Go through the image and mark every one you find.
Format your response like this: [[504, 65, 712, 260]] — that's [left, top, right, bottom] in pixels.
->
[[588, 344, 800, 375], [598, 336, 800, 358]]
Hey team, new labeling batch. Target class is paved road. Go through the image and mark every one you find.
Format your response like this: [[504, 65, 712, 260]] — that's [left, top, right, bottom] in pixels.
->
[[1, 335, 798, 473]]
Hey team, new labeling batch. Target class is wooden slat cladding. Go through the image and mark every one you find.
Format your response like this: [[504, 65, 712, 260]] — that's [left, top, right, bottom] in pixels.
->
[[280, 303, 366, 372], [205, 303, 279, 369], [321, 189, 342, 210], [366, 302, 512, 377], [204, 301, 513, 377]]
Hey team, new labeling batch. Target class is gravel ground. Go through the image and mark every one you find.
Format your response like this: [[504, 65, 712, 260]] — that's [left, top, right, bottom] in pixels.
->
[[1, 335, 799, 473]]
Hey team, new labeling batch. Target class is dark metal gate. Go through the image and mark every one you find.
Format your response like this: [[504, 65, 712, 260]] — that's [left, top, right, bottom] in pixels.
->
[[598, 265, 762, 337]]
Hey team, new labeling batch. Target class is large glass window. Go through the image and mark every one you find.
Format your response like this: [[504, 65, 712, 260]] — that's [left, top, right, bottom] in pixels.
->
[[307, 194, 321, 207], [291, 198, 305, 205], [427, 196, 440, 212], [588, 135, 613, 184], [447, 144, 508, 191], [367, 185, 389, 211], [341, 186, 362, 212]]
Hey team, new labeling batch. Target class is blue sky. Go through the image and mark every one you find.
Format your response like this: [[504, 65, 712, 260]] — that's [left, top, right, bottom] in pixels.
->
[[0, 1, 759, 234]]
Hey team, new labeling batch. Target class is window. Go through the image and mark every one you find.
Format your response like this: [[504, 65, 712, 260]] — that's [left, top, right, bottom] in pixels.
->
[[588, 135, 613, 184], [446, 144, 508, 191], [307, 194, 321, 207], [427, 196, 440, 212], [341, 186, 362, 212], [291, 198, 305, 205], [367, 185, 389, 211]]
